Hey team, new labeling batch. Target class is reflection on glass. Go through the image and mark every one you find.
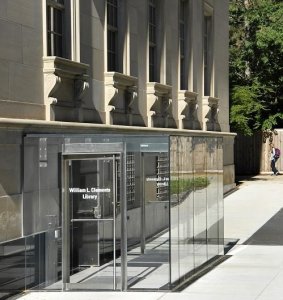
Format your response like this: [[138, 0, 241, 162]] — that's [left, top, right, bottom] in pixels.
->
[[169, 136, 179, 284], [170, 136, 223, 287], [68, 158, 116, 290], [128, 148, 170, 290], [178, 137, 194, 280], [193, 138, 208, 268], [217, 138, 224, 254], [16, 134, 224, 294], [206, 138, 219, 260]]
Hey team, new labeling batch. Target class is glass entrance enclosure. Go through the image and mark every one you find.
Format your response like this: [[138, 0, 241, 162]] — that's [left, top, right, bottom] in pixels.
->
[[14, 134, 223, 291]]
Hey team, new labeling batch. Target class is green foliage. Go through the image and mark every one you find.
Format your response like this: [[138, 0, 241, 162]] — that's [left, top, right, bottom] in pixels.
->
[[229, 0, 283, 135], [170, 177, 209, 195]]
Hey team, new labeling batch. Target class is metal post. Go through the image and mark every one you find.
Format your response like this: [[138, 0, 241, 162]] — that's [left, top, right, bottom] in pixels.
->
[[62, 158, 70, 290], [141, 153, 146, 254], [112, 156, 116, 290], [120, 148, 127, 291]]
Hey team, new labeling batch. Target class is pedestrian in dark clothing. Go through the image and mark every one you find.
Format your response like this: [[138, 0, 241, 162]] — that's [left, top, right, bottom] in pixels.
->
[[270, 145, 279, 175]]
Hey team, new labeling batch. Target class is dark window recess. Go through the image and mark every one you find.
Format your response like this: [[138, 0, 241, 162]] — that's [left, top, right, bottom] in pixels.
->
[[47, 1, 65, 57], [204, 15, 212, 96], [107, 0, 119, 71], [179, 0, 187, 90], [149, 0, 157, 82]]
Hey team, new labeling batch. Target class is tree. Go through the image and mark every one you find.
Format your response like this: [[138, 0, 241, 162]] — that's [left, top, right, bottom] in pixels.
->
[[229, 0, 283, 135]]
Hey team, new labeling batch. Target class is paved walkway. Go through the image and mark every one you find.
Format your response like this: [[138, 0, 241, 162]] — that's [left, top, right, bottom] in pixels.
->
[[16, 175, 283, 300]]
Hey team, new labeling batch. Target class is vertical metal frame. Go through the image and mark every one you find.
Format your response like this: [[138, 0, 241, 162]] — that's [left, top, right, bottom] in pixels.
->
[[140, 152, 146, 254], [62, 158, 70, 290], [61, 150, 125, 291], [112, 155, 117, 289], [120, 144, 127, 291]]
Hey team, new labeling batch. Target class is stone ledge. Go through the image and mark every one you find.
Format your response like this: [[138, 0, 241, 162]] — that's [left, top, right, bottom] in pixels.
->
[[0, 99, 45, 120], [0, 117, 237, 137]]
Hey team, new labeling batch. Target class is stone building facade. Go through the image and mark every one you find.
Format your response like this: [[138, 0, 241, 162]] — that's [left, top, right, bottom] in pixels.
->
[[0, 0, 235, 295]]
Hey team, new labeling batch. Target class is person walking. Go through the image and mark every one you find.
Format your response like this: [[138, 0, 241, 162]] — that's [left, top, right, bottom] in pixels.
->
[[270, 145, 280, 175]]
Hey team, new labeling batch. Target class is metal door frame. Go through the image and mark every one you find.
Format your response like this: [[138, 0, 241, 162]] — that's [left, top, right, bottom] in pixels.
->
[[61, 142, 127, 291]]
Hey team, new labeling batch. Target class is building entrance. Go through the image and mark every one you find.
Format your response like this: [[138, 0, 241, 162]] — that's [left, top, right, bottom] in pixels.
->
[[19, 133, 224, 293], [62, 154, 120, 290], [59, 142, 125, 291]]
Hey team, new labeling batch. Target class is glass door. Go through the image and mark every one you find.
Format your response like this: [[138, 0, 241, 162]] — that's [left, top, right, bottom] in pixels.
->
[[62, 155, 119, 290], [127, 150, 170, 290]]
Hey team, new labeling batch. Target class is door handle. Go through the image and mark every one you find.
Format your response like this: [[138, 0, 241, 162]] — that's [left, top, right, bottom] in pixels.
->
[[93, 206, 101, 219]]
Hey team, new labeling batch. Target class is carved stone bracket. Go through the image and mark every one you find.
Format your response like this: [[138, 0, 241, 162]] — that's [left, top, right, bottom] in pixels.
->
[[43, 74, 62, 121], [178, 90, 199, 129], [203, 96, 220, 131], [126, 86, 138, 113], [146, 82, 172, 127], [75, 79, 89, 101], [43, 56, 89, 121], [74, 79, 89, 122], [104, 72, 138, 125]]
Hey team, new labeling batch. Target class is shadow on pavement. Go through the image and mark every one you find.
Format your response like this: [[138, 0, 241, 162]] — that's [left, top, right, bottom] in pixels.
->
[[243, 208, 283, 245], [235, 175, 269, 186]]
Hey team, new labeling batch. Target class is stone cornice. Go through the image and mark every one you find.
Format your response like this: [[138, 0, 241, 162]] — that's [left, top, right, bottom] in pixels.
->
[[43, 56, 89, 79], [203, 96, 220, 108], [146, 82, 172, 97], [105, 72, 138, 90], [0, 117, 236, 137]]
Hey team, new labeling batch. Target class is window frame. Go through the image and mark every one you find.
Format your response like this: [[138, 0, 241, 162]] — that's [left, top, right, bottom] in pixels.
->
[[148, 0, 157, 82], [107, 0, 119, 72], [44, 0, 80, 61], [46, 0, 65, 57], [179, 0, 188, 90], [203, 3, 214, 96]]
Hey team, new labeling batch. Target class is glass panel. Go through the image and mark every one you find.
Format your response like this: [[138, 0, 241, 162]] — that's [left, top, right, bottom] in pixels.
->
[[127, 140, 170, 290], [169, 136, 179, 285], [178, 137, 194, 279], [107, 30, 118, 72], [66, 158, 117, 290], [47, 6, 63, 57], [107, 0, 118, 72], [217, 138, 224, 254], [193, 138, 208, 267], [107, 0, 118, 27], [143, 152, 169, 242], [53, 9, 63, 34], [0, 238, 26, 296], [206, 138, 219, 260], [126, 152, 141, 252], [204, 15, 212, 96], [19, 134, 227, 293], [137, 152, 169, 289], [149, 46, 156, 82], [0, 233, 49, 297], [54, 34, 63, 58], [25, 234, 47, 289], [149, 0, 157, 82]]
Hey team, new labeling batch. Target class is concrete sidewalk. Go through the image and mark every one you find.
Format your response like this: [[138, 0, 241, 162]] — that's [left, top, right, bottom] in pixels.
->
[[179, 175, 283, 300], [16, 175, 283, 300]]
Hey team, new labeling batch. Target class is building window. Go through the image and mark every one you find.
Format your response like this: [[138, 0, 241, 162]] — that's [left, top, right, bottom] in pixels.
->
[[204, 8, 213, 96], [47, 0, 65, 57], [107, 0, 119, 72], [179, 0, 187, 90], [149, 0, 157, 82], [156, 153, 169, 201], [126, 153, 135, 204]]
